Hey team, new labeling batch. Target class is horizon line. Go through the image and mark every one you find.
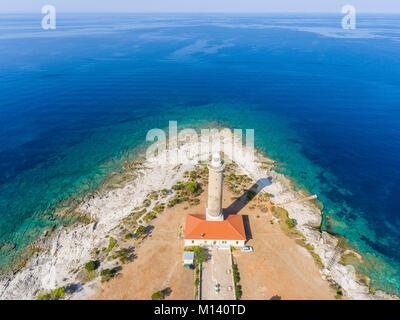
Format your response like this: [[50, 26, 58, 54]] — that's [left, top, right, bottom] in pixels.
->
[[1, 10, 400, 14]]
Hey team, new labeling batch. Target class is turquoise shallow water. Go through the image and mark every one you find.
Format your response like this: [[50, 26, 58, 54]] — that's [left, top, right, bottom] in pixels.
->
[[0, 13, 400, 294]]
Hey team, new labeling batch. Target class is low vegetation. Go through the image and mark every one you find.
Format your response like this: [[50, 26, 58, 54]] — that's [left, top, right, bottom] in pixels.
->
[[303, 243, 324, 269], [84, 260, 99, 272], [134, 225, 147, 239], [330, 282, 344, 300], [36, 287, 65, 300], [110, 247, 135, 264], [258, 192, 272, 201], [124, 232, 133, 240], [167, 195, 185, 208], [168, 171, 204, 209], [274, 207, 297, 230], [151, 290, 166, 300], [185, 181, 200, 195], [143, 211, 158, 223], [122, 208, 146, 228], [194, 265, 200, 300], [105, 237, 118, 253], [83, 269, 97, 283], [100, 268, 117, 282], [339, 250, 360, 266], [273, 206, 324, 269], [75, 214, 96, 225], [224, 170, 253, 195], [232, 261, 242, 300], [143, 202, 166, 223], [82, 260, 99, 282], [147, 190, 159, 201]]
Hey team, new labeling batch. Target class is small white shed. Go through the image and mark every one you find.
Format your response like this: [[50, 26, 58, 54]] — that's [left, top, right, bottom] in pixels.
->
[[182, 251, 195, 266]]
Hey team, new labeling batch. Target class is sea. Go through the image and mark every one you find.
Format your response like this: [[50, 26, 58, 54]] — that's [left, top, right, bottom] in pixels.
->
[[0, 13, 399, 294]]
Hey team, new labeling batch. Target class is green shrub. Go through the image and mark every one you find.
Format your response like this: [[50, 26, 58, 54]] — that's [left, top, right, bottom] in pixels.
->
[[235, 284, 242, 300], [100, 268, 116, 282], [167, 196, 183, 208], [111, 248, 131, 264], [274, 207, 297, 229], [151, 291, 165, 300], [135, 225, 146, 237], [154, 203, 165, 213], [194, 264, 200, 299], [172, 182, 185, 191], [36, 287, 65, 300], [142, 199, 151, 207], [106, 237, 118, 253], [333, 284, 343, 299], [286, 218, 297, 229], [232, 262, 242, 300], [301, 243, 324, 269], [189, 198, 200, 206], [144, 211, 158, 223], [83, 269, 97, 283], [186, 181, 200, 194], [36, 292, 49, 300], [124, 233, 133, 240], [148, 191, 159, 200], [232, 263, 240, 282], [189, 171, 198, 180], [84, 260, 98, 272], [274, 207, 288, 218]]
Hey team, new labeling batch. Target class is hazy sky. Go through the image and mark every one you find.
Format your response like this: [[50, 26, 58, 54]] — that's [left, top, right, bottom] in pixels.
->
[[1, 0, 400, 13]]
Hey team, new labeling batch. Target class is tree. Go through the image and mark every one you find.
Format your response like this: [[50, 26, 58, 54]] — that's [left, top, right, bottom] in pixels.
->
[[193, 247, 208, 265]]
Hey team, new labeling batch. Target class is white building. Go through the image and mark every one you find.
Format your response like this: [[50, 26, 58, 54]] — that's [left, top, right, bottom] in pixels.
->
[[182, 251, 195, 267]]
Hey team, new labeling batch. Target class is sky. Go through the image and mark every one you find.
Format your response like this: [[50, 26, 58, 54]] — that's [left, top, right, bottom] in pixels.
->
[[1, 0, 400, 14]]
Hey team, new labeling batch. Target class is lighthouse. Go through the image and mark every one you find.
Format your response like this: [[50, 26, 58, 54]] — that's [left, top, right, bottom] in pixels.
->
[[184, 152, 246, 248], [206, 153, 225, 221]]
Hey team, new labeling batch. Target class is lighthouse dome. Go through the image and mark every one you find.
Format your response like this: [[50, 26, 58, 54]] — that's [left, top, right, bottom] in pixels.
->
[[211, 153, 222, 167]]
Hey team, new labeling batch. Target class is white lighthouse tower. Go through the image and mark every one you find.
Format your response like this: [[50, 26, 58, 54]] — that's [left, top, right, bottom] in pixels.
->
[[206, 153, 225, 221]]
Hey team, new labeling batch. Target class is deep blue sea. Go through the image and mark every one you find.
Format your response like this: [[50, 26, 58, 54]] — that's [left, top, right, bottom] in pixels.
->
[[0, 13, 399, 294]]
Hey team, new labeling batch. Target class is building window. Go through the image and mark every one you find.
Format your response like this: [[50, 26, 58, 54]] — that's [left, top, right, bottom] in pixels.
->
[[191, 240, 194, 244], [236, 241, 239, 245]]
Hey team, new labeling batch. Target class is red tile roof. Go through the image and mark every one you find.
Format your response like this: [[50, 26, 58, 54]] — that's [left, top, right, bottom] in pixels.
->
[[185, 214, 246, 240]]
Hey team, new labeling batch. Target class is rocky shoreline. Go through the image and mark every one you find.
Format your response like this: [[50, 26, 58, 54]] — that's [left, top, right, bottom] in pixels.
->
[[0, 135, 397, 300]]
